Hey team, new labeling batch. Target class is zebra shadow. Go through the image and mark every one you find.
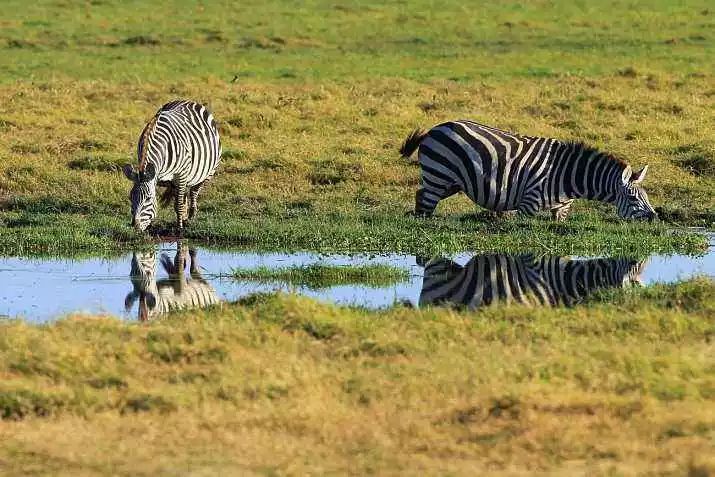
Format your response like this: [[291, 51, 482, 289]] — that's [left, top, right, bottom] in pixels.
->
[[418, 253, 647, 310], [124, 243, 221, 321]]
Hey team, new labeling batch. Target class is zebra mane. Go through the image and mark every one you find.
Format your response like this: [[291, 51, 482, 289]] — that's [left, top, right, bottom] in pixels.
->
[[562, 141, 628, 169], [138, 114, 160, 171]]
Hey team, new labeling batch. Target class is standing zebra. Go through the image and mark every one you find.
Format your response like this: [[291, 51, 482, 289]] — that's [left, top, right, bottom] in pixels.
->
[[400, 121, 657, 221], [419, 253, 646, 309], [123, 100, 221, 232], [124, 243, 221, 321]]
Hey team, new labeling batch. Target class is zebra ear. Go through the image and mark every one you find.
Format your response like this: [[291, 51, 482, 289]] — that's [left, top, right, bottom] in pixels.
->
[[123, 164, 137, 181], [142, 163, 157, 182], [630, 165, 649, 184], [621, 166, 633, 184]]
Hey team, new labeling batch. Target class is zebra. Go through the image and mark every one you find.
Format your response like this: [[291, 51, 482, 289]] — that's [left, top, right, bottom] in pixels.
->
[[418, 253, 646, 309], [123, 100, 222, 232], [124, 243, 221, 321], [399, 120, 657, 221]]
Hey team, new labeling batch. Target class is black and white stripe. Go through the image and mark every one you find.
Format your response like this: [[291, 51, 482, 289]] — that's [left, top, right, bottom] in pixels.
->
[[125, 245, 221, 321], [400, 121, 656, 221], [418, 254, 646, 309], [124, 100, 222, 231]]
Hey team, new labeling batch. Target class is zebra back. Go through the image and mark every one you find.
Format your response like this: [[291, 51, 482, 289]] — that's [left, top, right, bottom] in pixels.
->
[[139, 100, 221, 186]]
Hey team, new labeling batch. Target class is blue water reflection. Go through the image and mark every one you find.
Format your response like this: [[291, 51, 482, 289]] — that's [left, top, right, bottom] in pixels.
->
[[0, 235, 712, 322]]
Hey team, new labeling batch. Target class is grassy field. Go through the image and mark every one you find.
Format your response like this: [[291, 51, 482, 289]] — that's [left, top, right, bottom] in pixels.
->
[[0, 0, 713, 256], [1, 0, 714, 475], [1, 279, 714, 475]]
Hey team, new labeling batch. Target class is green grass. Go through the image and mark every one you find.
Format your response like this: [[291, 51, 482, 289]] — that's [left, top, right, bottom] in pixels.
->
[[1, 0, 712, 82], [231, 263, 410, 289], [0, 1, 713, 257], [0, 278, 713, 475], [0, 209, 708, 257]]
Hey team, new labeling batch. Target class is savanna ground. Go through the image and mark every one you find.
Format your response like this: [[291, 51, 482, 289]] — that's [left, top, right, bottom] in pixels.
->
[[0, 0, 714, 475]]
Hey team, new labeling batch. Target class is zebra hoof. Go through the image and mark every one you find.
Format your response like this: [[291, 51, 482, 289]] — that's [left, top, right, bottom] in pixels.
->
[[405, 210, 431, 218]]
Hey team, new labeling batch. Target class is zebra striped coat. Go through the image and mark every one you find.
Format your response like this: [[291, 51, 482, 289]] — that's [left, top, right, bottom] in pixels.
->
[[419, 253, 645, 309], [400, 121, 656, 221], [125, 245, 221, 321], [123, 100, 222, 231]]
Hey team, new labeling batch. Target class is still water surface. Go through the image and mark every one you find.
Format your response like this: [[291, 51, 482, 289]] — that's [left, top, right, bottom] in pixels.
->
[[1, 236, 712, 322]]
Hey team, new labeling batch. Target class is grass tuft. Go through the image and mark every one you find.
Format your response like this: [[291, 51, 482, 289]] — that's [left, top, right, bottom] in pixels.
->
[[232, 264, 409, 289]]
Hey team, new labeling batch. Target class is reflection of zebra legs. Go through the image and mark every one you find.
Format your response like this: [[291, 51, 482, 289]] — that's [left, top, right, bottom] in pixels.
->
[[188, 248, 202, 277], [158, 243, 220, 313], [126, 243, 220, 320], [160, 242, 205, 279]]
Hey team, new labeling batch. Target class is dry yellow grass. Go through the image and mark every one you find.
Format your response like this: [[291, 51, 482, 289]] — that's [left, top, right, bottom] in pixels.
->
[[1, 281, 713, 476]]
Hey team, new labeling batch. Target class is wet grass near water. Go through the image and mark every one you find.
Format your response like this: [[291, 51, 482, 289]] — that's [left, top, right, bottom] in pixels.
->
[[0, 208, 709, 258], [231, 263, 409, 289]]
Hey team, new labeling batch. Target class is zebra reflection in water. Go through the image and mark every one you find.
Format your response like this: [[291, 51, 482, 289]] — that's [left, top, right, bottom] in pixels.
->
[[418, 254, 646, 309], [125, 243, 221, 321]]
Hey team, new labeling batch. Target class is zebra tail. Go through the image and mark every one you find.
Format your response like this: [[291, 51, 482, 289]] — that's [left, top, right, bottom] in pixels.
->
[[399, 128, 428, 158], [159, 183, 175, 208]]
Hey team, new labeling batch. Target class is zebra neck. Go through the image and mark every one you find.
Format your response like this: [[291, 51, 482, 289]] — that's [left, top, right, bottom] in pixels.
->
[[552, 142, 626, 203]]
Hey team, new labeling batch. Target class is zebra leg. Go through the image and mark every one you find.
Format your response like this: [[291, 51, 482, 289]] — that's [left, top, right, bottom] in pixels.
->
[[188, 180, 209, 221], [516, 190, 542, 218], [173, 178, 188, 230], [550, 200, 574, 222], [414, 184, 460, 217]]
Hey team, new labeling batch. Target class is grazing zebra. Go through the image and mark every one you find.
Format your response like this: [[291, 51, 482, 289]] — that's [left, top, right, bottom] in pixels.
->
[[123, 100, 222, 232], [124, 243, 221, 321], [400, 121, 657, 221], [418, 253, 646, 309]]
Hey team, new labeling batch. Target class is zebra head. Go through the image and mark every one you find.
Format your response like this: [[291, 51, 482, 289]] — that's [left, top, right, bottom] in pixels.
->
[[123, 163, 158, 231], [622, 259, 648, 287], [615, 165, 657, 221], [125, 250, 159, 321]]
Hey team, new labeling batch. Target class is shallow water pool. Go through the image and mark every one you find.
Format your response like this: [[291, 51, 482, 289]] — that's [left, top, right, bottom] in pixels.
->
[[1, 235, 712, 322]]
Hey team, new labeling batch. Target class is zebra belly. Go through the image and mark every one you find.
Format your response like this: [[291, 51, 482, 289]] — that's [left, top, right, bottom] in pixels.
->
[[462, 180, 522, 211], [420, 164, 522, 211], [156, 162, 218, 187]]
